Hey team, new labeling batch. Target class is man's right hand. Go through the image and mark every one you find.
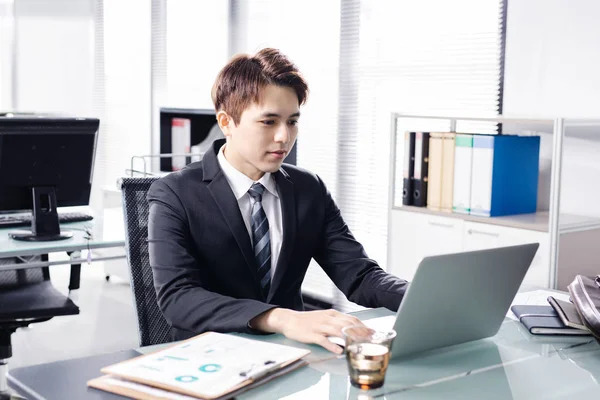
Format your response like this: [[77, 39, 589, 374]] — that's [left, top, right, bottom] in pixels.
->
[[250, 308, 365, 354]]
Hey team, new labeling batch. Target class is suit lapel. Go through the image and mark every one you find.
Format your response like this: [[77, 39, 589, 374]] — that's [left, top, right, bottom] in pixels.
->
[[204, 140, 262, 288], [268, 169, 296, 302], [207, 173, 262, 285], [203, 140, 297, 301]]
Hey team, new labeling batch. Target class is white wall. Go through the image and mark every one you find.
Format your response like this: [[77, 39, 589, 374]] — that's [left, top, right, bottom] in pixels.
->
[[103, 0, 151, 190], [503, 0, 600, 218], [14, 0, 94, 116]]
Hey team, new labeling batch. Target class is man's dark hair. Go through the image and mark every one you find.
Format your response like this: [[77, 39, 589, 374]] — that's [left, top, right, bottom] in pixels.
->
[[211, 48, 308, 124]]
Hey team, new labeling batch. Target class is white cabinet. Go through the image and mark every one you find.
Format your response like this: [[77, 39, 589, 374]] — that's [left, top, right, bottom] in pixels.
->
[[462, 222, 504, 251], [463, 222, 549, 288], [389, 210, 463, 280], [389, 209, 550, 287], [388, 207, 600, 290]]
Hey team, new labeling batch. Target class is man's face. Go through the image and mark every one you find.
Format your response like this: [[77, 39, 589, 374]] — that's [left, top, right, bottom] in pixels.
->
[[222, 84, 300, 181]]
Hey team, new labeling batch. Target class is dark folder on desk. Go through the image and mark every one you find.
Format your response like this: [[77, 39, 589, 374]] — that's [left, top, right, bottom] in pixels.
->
[[511, 305, 590, 336], [411, 131, 430, 207], [402, 131, 415, 205]]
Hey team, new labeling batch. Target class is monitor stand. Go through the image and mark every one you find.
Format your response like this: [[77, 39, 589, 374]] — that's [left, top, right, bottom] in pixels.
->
[[8, 187, 73, 242]]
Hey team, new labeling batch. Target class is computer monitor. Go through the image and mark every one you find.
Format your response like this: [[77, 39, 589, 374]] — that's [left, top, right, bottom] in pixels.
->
[[0, 117, 99, 241], [159, 107, 297, 172], [159, 108, 222, 172]]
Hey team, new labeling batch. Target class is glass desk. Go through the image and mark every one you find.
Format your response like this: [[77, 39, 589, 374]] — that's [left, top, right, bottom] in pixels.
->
[[0, 208, 126, 289], [235, 309, 600, 399], [9, 307, 600, 399]]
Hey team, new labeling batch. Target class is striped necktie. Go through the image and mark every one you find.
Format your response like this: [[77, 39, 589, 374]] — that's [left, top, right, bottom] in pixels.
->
[[247, 182, 271, 296]]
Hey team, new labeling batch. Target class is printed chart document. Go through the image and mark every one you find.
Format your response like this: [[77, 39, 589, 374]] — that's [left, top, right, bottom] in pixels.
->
[[88, 332, 310, 400]]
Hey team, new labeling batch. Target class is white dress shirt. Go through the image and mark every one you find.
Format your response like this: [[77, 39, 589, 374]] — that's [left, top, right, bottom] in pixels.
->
[[217, 145, 283, 277]]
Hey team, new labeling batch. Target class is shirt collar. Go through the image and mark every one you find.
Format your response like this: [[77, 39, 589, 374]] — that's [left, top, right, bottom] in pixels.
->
[[217, 144, 279, 200]]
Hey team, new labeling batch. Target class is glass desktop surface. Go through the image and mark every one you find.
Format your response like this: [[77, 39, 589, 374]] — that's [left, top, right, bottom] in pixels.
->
[[230, 308, 600, 399], [0, 207, 125, 258]]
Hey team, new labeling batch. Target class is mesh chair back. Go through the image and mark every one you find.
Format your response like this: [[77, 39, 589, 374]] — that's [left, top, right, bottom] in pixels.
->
[[120, 177, 172, 346]]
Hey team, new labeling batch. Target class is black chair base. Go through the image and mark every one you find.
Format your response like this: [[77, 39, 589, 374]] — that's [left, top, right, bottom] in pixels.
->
[[1, 319, 52, 400], [0, 280, 80, 400]]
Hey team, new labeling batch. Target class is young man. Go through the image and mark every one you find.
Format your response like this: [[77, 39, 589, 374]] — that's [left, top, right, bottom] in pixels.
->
[[148, 48, 408, 354]]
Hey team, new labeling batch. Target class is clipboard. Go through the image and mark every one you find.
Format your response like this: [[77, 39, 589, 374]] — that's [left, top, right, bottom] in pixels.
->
[[87, 332, 310, 400]]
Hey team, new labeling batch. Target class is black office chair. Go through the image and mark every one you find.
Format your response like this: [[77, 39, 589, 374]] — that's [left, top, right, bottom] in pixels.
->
[[120, 177, 173, 347], [0, 262, 79, 400]]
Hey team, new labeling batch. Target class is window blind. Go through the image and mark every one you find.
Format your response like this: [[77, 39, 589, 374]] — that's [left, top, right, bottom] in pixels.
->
[[337, 0, 505, 274], [229, 0, 506, 310], [150, 0, 166, 163], [90, 0, 106, 210]]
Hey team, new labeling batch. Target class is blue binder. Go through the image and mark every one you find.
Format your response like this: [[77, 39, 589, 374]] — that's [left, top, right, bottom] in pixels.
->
[[470, 135, 540, 217]]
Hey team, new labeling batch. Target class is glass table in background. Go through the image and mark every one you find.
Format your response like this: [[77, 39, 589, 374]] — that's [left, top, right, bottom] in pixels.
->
[[0, 207, 126, 290]]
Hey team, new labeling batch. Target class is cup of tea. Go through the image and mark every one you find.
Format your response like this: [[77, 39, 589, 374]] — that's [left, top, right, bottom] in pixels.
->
[[342, 325, 397, 390]]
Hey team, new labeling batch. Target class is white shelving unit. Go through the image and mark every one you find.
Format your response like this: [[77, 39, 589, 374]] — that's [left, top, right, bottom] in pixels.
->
[[388, 113, 600, 289]]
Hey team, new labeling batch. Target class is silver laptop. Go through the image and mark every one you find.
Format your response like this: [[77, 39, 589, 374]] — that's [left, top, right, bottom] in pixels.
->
[[359, 243, 539, 358]]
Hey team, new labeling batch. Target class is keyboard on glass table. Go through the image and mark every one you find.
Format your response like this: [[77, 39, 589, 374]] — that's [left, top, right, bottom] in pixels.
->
[[0, 212, 93, 228]]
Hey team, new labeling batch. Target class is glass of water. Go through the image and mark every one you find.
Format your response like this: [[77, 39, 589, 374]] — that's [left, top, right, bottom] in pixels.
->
[[342, 325, 397, 390]]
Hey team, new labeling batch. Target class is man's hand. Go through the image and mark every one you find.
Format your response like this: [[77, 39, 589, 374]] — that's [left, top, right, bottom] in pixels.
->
[[250, 308, 365, 354]]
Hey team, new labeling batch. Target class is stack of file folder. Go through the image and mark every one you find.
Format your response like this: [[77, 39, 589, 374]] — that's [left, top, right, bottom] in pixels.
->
[[402, 131, 541, 217]]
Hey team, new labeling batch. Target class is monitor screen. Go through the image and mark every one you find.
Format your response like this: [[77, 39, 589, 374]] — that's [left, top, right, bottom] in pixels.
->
[[0, 117, 99, 212]]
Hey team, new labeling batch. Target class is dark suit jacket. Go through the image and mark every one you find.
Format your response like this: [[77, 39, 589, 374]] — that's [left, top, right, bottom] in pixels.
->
[[148, 139, 408, 341]]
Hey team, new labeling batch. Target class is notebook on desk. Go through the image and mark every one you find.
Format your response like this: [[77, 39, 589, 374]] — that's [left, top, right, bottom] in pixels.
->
[[547, 296, 590, 331], [511, 304, 590, 336], [88, 332, 310, 400]]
